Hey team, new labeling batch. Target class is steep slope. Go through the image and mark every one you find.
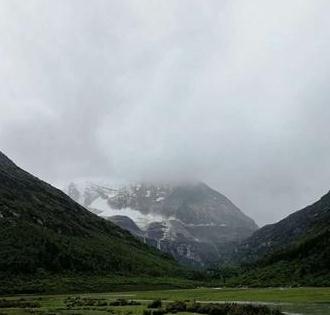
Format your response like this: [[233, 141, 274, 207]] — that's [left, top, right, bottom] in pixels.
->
[[0, 151, 181, 277], [108, 215, 145, 238], [236, 191, 330, 263], [65, 181, 258, 266], [230, 191, 330, 286]]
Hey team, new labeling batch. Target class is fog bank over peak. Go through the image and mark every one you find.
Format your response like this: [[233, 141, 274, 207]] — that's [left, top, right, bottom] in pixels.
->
[[1, 1, 330, 225]]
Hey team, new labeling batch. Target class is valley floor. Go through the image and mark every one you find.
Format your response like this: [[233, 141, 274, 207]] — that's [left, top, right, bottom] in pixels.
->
[[1, 287, 330, 315]]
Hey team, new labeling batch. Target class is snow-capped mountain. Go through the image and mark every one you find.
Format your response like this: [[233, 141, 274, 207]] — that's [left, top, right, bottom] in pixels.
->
[[64, 180, 258, 266]]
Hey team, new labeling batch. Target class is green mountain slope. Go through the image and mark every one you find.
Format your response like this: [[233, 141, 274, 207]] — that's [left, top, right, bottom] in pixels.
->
[[229, 191, 330, 286], [0, 151, 182, 278]]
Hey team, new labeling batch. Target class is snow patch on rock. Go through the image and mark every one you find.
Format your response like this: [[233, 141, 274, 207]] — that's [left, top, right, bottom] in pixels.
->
[[90, 197, 164, 229]]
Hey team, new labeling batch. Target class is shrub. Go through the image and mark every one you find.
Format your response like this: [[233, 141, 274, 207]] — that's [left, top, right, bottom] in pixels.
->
[[143, 310, 166, 315], [148, 299, 162, 308], [0, 299, 40, 309], [165, 301, 284, 315], [152, 309, 166, 315], [165, 301, 186, 313], [108, 299, 141, 306]]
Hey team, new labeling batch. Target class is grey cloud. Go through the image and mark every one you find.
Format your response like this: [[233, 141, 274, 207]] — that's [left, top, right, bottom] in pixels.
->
[[1, 0, 330, 225]]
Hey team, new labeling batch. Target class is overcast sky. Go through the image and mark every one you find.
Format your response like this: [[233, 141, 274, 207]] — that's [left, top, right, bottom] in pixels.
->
[[1, 1, 330, 226]]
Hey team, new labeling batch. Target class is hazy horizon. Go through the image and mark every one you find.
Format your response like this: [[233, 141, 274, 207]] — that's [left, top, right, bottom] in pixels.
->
[[1, 1, 330, 226]]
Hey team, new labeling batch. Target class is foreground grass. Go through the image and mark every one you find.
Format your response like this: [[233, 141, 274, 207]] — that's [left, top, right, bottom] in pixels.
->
[[0, 287, 329, 315], [0, 297, 283, 315]]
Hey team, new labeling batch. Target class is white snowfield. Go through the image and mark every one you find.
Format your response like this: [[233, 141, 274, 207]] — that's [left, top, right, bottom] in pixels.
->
[[67, 180, 232, 231], [90, 196, 164, 229]]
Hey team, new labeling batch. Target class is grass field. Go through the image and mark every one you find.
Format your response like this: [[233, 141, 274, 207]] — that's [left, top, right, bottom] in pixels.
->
[[128, 287, 330, 303], [1, 287, 329, 315]]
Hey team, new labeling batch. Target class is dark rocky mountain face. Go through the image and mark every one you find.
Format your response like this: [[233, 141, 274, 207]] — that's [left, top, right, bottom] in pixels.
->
[[0, 151, 180, 276], [108, 215, 144, 238], [65, 181, 258, 266]]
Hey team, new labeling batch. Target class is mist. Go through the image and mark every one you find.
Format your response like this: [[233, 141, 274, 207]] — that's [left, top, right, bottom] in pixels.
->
[[1, 1, 330, 225]]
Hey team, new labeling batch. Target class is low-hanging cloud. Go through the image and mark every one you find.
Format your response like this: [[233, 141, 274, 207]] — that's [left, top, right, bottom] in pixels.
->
[[1, 0, 330, 225]]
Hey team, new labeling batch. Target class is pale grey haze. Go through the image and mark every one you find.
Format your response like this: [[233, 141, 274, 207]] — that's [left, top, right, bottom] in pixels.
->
[[1, 1, 330, 226]]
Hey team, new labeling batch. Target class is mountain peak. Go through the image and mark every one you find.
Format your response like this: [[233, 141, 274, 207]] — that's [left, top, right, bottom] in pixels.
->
[[65, 179, 258, 266]]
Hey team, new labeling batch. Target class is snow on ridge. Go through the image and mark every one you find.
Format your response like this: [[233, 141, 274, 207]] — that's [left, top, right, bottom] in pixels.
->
[[65, 177, 130, 195], [90, 197, 164, 229], [183, 222, 227, 227], [90, 196, 110, 212], [66, 180, 229, 232]]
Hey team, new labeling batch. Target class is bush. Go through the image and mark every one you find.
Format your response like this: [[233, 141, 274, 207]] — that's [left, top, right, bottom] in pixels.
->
[[152, 310, 166, 315], [165, 301, 186, 313], [143, 310, 166, 315], [165, 301, 283, 315], [64, 296, 108, 308], [0, 299, 40, 309], [108, 299, 140, 306], [148, 299, 162, 308]]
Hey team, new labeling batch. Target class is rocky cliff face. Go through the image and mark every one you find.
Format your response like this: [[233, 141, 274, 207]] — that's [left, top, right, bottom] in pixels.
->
[[65, 181, 258, 266]]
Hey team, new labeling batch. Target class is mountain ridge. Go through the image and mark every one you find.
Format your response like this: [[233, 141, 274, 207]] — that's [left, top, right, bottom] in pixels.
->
[[235, 190, 330, 263], [0, 150, 182, 277], [227, 190, 330, 286], [65, 180, 258, 266]]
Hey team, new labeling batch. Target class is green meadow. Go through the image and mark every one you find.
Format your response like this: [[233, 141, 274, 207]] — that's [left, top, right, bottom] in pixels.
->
[[1, 287, 329, 315]]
